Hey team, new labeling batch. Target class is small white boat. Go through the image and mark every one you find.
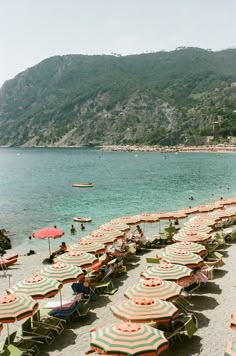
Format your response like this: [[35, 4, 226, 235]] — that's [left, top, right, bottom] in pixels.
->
[[72, 182, 93, 188], [73, 217, 92, 223]]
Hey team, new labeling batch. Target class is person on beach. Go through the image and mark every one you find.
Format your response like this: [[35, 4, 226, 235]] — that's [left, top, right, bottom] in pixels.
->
[[70, 224, 76, 234], [50, 242, 67, 261], [133, 225, 144, 238]]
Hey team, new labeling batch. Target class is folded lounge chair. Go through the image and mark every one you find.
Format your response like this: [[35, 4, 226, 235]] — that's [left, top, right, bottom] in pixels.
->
[[20, 318, 55, 346]]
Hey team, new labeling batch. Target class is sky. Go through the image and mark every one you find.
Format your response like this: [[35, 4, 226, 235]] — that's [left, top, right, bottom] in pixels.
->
[[0, 0, 236, 87]]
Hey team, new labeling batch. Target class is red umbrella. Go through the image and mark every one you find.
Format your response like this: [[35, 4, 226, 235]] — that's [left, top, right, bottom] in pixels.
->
[[33, 227, 64, 256]]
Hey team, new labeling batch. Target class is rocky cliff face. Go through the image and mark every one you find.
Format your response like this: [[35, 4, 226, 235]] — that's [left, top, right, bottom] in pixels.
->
[[0, 230, 11, 255], [0, 48, 236, 146]]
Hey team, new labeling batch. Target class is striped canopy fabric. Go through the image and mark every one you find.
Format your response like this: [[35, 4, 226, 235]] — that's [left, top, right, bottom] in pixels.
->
[[124, 278, 182, 301], [158, 249, 204, 269], [191, 215, 218, 227], [68, 239, 106, 254], [38, 262, 84, 284], [181, 224, 213, 234], [173, 231, 211, 243], [165, 241, 207, 257], [133, 213, 159, 223], [56, 250, 98, 268], [141, 263, 193, 285], [111, 297, 178, 324], [113, 216, 140, 226], [218, 197, 236, 206], [104, 221, 130, 232], [90, 229, 124, 240], [90, 321, 168, 355], [8, 275, 62, 299], [84, 233, 117, 246], [177, 207, 199, 215], [0, 294, 38, 323], [225, 340, 236, 356]]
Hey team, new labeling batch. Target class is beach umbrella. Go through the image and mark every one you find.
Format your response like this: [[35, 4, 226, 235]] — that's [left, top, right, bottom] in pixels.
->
[[7, 275, 62, 299], [55, 250, 98, 268], [210, 209, 236, 220], [111, 297, 178, 324], [141, 263, 195, 287], [225, 340, 236, 356], [90, 321, 168, 355], [124, 278, 182, 301], [118, 216, 141, 226], [134, 213, 159, 224], [196, 204, 218, 213], [181, 223, 213, 234], [177, 207, 199, 215], [158, 249, 204, 270], [68, 239, 106, 254], [38, 262, 84, 284], [105, 221, 130, 232], [218, 197, 236, 206], [32, 227, 64, 256], [173, 231, 211, 243], [90, 229, 124, 240], [84, 233, 118, 246], [191, 215, 218, 227], [0, 293, 38, 343], [165, 241, 207, 257]]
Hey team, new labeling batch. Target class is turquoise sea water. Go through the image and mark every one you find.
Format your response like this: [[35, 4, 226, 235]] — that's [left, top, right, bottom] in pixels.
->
[[0, 148, 235, 251]]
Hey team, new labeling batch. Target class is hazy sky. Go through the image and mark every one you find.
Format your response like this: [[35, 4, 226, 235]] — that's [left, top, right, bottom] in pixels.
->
[[0, 0, 236, 87]]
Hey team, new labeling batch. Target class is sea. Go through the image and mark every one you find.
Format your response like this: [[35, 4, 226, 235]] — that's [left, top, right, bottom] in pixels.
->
[[0, 147, 235, 253]]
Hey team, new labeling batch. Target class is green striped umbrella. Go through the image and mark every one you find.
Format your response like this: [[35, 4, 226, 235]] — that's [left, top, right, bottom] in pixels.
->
[[165, 241, 207, 257], [90, 229, 124, 240], [124, 278, 182, 301], [38, 262, 84, 284], [90, 321, 168, 355], [111, 297, 178, 324], [104, 221, 130, 232], [225, 340, 236, 356], [0, 293, 38, 343], [141, 263, 194, 286], [181, 223, 213, 234], [56, 250, 98, 268], [68, 239, 106, 254], [158, 248, 204, 269], [173, 231, 211, 243], [84, 233, 117, 246], [7, 275, 62, 299]]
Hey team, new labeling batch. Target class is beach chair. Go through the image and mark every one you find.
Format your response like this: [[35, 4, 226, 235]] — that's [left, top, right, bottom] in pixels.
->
[[173, 296, 192, 313], [145, 257, 160, 264], [2, 344, 24, 356], [184, 280, 201, 298], [93, 279, 118, 295], [48, 299, 90, 321], [32, 310, 66, 335], [20, 318, 55, 346], [6, 330, 42, 356]]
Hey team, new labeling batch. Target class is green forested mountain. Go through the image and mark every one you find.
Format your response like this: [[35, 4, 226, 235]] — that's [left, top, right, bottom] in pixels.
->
[[0, 47, 236, 146]]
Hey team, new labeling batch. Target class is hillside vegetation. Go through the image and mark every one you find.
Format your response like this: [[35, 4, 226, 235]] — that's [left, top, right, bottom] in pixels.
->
[[0, 47, 236, 146]]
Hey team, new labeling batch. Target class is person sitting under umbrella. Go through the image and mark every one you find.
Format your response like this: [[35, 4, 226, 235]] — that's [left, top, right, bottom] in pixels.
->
[[50, 242, 67, 261]]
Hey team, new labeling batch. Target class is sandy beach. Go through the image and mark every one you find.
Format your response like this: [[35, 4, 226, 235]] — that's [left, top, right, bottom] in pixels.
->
[[1, 238, 236, 356]]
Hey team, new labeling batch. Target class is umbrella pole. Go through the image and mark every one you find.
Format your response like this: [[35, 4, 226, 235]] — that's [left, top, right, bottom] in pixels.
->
[[7, 324, 10, 345], [60, 289, 63, 309], [48, 239, 51, 257]]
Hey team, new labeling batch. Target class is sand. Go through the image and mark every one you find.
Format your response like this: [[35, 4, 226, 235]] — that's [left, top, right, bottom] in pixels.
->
[[1, 241, 236, 356]]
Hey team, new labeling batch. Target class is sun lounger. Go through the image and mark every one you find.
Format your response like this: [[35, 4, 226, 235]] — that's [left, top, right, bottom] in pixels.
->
[[47, 299, 90, 321], [32, 310, 66, 335], [93, 280, 118, 295], [3, 344, 24, 356], [165, 312, 198, 346], [20, 318, 55, 345], [3, 330, 42, 356], [145, 257, 160, 264]]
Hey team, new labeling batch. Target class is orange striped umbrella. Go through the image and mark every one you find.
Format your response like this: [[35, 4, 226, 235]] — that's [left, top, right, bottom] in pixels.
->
[[158, 249, 204, 270], [173, 231, 211, 243], [104, 222, 130, 232], [90, 321, 168, 355], [225, 340, 236, 356], [134, 213, 159, 223], [90, 229, 124, 240], [165, 241, 207, 257], [8, 275, 62, 299], [85, 232, 117, 246], [177, 207, 199, 215], [38, 262, 84, 284], [181, 223, 213, 234], [0, 293, 38, 343], [124, 278, 182, 301], [218, 197, 236, 206], [141, 263, 194, 287], [56, 250, 98, 268], [111, 297, 178, 324], [68, 239, 106, 254], [113, 216, 140, 226]]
